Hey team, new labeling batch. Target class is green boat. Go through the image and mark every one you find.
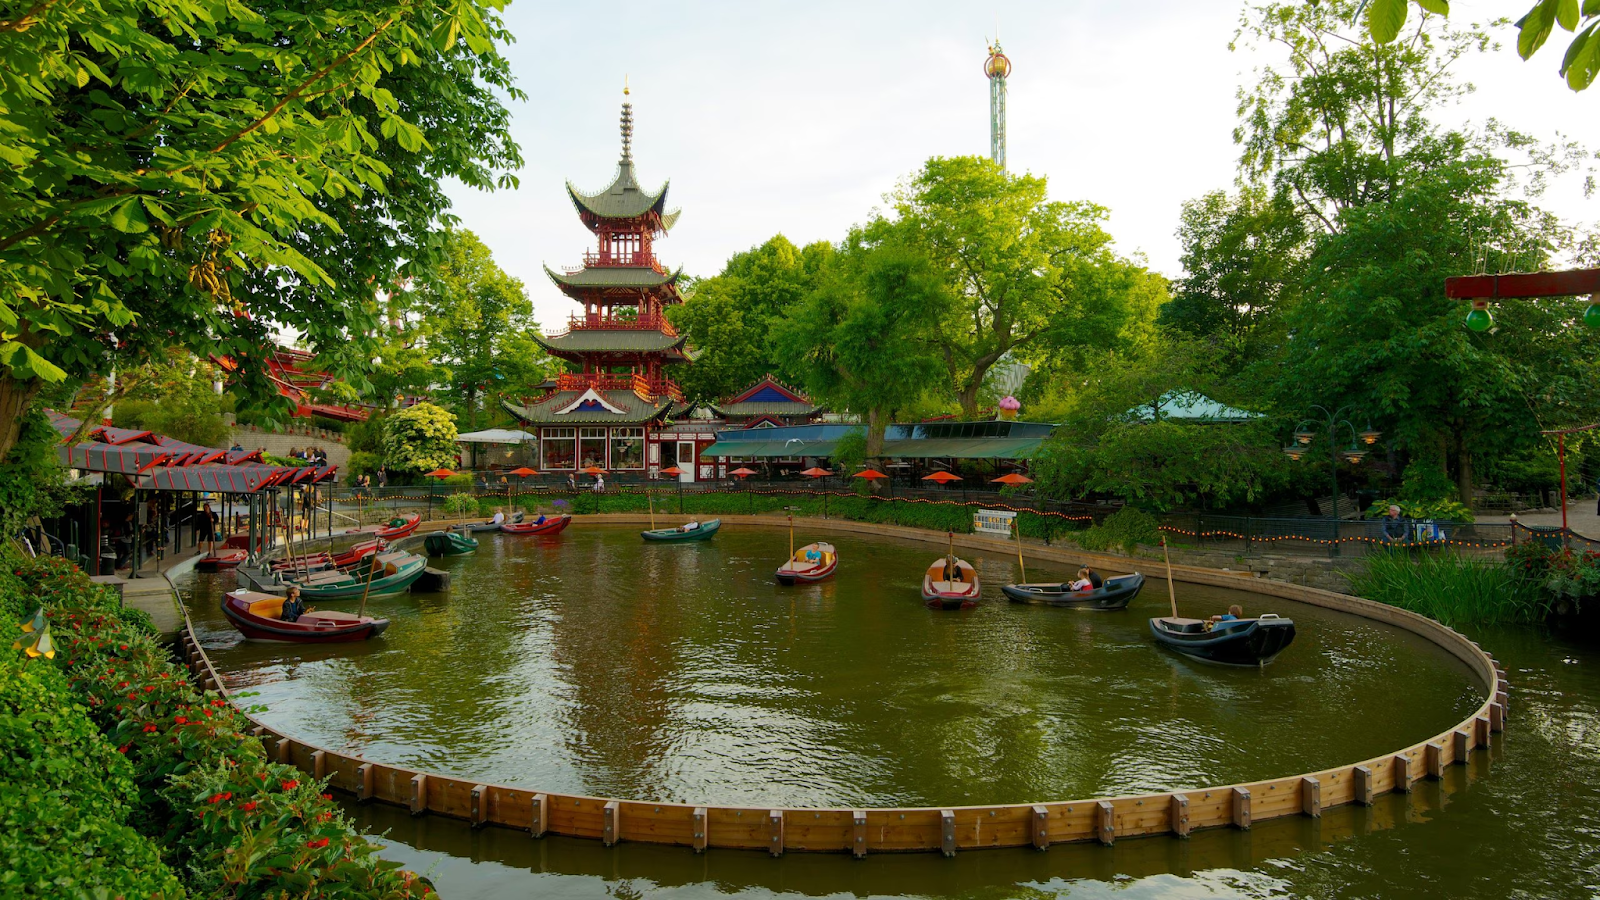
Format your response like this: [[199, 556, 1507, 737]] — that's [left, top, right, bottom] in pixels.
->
[[424, 531, 479, 557], [641, 519, 721, 542], [291, 555, 429, 600]]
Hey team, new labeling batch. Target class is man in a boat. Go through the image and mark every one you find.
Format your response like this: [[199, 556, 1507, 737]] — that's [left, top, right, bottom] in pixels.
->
[[680, 520, 701, 532], [282, 586, 306, 623], [943, 554, 961, 582], [492, 509, 505, 526]]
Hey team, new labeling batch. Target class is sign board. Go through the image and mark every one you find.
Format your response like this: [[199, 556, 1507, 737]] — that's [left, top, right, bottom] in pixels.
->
[[974, 508, 1017, 536]]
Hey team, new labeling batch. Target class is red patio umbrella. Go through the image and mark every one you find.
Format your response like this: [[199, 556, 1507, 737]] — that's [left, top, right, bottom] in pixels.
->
[[990, 473, 1034, 486], [658, 466, 683, 476], [729, 467, 758, 478], [922, 471, 963, 483], [425, 468, 457, 479], [799, 467, 834, 478], [854, 469, 888, 480], [507, 466, 538, 477], [581, 465, 607, 475]]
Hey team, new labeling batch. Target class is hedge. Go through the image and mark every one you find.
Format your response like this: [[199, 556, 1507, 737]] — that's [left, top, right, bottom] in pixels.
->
[[0, 554, 436, 899]]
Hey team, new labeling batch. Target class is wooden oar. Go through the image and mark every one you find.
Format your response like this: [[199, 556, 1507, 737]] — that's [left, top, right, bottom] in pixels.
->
[[1162, 535, 1177, 618], [789, 511, 795, 561], [357, 551, 381, 619], [1013, 518, 1027, 583], [648, 487, 656, 531]]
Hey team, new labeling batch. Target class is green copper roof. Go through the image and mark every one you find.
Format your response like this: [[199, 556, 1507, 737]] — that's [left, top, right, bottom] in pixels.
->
[[543, 264, 684, 290], [501, 391, 673, 425], [711, 401, 819, 418], [567, 161, 680, 227], [533, 329, 688, 355]]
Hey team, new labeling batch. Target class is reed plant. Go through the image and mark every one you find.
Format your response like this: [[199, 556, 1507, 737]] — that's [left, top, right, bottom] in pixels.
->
[[1349, 549, 1549, 627]]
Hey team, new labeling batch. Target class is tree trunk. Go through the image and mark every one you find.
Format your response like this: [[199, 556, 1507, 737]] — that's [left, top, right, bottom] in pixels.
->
[[957, 380, 982, 420], [1456, 440, 1474, 508], [865, 407, 887, 458], [0, 375, 42, 463]]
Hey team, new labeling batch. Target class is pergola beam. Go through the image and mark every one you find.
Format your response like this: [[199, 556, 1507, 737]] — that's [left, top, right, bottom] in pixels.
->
[[1445, 268, 1600, 300]]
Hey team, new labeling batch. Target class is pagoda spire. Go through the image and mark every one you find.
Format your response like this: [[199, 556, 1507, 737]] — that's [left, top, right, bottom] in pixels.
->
[[620, 78, 633, 164]]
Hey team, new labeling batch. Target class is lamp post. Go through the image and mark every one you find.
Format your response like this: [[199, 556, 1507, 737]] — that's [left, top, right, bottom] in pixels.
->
[[1283, 405, 1381, 523]]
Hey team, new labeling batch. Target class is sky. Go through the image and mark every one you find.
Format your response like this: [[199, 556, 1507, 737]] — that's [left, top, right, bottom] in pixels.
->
[[442, 1, 1600, 329]]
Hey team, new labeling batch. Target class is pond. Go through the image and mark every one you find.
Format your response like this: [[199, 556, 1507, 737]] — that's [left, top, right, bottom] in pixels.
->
[[179, 524, 1525, 898]]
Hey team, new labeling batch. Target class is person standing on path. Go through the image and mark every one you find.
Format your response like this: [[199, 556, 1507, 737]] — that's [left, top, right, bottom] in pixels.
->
[[196, 502, 219, 555]]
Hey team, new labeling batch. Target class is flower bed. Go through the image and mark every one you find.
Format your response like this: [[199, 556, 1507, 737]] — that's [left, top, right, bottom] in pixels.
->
[[1, 554, 434, 898]]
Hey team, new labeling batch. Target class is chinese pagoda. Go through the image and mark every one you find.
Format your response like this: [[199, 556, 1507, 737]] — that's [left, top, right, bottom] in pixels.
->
[[504, 90, 697, 476]]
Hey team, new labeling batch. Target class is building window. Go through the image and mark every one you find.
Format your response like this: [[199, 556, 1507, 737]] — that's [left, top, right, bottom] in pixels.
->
[[610, 427, 644, 469], [542, 428, 576, 470], [579, 427, 608, 469]]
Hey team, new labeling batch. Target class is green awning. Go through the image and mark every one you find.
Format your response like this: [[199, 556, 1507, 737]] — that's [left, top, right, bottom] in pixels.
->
[[701, 436, 1043, 460], [702, 439, 839, 458]]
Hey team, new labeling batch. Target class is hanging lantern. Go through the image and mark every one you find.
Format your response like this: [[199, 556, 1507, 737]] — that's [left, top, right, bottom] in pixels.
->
[[1294, 430, 1315, 445], [1585, 302, 1600, 329], [1465, 299, 1493, 332], [1342, 445, 1369, 464], [1359, 427, 1382, 445], [1282, 445, 1305, 461]]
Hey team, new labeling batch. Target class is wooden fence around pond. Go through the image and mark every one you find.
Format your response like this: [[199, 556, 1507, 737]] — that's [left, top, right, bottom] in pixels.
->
[[179, 516, 1510, 856]]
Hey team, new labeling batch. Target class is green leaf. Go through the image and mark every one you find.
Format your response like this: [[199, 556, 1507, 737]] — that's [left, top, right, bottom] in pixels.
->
[[1367, 0, 1409, 43], [74, 66, 89, 88], [1559, 0, 1581, 30], [1414, 0, 1450, 13], [1519, 0, 1559, 58], [108, 197, 148, 233], [1585, 0, 1600, 16]]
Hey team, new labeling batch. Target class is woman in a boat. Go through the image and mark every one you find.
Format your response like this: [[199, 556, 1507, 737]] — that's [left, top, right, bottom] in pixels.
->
[[282, 586, 305, 623], [943, 554, 962, 582], [1070, 567, 1104, 591]]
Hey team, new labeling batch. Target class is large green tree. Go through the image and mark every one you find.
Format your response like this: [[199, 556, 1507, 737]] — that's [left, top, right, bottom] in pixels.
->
[[1160, 186, 1308, 369], [1262, 139, 1600, 504], [669, 235, 831, 404], [772, 238, 945, 457], [400, 229, 550, 429], [879, 156, 1141, 419], [0, 0, 521, 459]]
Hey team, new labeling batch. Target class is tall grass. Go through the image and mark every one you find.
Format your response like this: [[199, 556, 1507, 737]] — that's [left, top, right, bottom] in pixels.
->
[[1349, 550, 1549, 627]]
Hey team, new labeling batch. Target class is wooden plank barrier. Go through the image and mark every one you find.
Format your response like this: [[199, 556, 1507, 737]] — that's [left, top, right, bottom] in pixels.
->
[[176, 516, 1511, 857]]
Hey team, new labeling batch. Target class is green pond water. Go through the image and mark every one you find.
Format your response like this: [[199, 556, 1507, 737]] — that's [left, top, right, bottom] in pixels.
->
[[174, 524, 1597, 899]]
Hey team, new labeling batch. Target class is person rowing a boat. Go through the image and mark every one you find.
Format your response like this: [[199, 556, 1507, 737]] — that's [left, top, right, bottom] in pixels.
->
[[943, 553, 962, 582], [679, 519, 701, 532], [282, 586, 305, 623]]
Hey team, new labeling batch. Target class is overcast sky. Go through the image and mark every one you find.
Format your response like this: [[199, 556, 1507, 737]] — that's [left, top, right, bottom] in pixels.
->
[[442, 1, 1600, 328]]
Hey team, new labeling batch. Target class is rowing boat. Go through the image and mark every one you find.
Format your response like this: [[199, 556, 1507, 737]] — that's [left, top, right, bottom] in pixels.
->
[[1002, 573, 1145, 610], [922, 556, 980, 610], [1149, 614, 1297, 666], [776, 542, 838, 585], [501, 514, 572, 536], [222, 590, 389, 643], [641, 519, 721, 542]]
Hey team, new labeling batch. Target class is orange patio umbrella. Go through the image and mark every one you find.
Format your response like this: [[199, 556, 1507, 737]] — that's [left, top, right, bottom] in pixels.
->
[[658, 466, 684, 476], [922, 471, 963, 483], [729, 467, 758, 478], [507, 466, 538, 477], [424, 468, 456, 479], [990, 473, 1034, 486], [582, 465, 607, 475], [799, 467, 834, 478], [854, 469, 888, 480]]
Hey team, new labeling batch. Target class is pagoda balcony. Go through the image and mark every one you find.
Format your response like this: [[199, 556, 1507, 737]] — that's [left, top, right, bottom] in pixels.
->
[[556, 372, 684, 403], [565, 310, 677, 336], [580, 250, 667, 272]]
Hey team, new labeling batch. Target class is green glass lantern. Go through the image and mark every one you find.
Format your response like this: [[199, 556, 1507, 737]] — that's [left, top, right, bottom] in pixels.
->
[[1465, 301, 1492, 332], [1585, 303, 1600, 329]]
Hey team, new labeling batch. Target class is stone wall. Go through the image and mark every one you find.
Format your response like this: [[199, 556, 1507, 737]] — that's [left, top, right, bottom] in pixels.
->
[[229, 423, 350, 469], [1134, 546, 1367, 594]]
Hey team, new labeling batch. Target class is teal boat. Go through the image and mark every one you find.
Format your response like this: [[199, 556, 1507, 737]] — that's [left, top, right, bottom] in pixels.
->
[[641, 519, 721, 542], [291, 554, 428, 600], [424, 531, 479, 557]]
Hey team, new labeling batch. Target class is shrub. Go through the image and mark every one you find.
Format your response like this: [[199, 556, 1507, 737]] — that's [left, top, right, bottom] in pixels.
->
[[1074, 506, 1160, 554], [381, 403, 458, 475], [443, 493, 480, 517], [1363, 497, 1475, 523], [3, 552, 437, 899], [1350, 550, 1548, 626], [346, 450, 382, 477], [1503, 541, 1600, 613]]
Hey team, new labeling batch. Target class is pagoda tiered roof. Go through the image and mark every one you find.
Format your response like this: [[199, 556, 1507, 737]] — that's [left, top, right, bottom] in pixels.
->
[[533, 329, 689, 357], [566, 160, 680, 231], [543, 264, 684, 290]]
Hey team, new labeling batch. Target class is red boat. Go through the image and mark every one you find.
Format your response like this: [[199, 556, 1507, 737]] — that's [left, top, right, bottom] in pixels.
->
[[346, 514, 420, 540], [501, 514, 572, 536], [922, 556, 981, 610], [221, 590, 389, 643], [196, 549, 247, 572], [271, 539, 385, 573], [776, 542, 838, 585]]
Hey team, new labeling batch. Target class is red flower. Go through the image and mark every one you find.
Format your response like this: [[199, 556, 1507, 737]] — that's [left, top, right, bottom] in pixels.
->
[[117, 744, 130, 754], [174, 716, 187, 725], [240, 801, 258, 812], [117, 681, 129, 688], [305, 837, 330, 849], [321, 793, 332, 801], [281, 779, 299, 791], [209, 792, 233, 804], [142, 724, 158, 733]]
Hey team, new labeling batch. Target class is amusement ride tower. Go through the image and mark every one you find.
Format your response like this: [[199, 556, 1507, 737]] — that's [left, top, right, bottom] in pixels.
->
[[984, 40, 1011, 172]]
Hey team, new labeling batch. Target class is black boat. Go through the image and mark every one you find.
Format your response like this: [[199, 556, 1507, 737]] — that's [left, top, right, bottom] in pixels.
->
[[1002, 573, 1145, 609], [1148, 614, 1296, 666]]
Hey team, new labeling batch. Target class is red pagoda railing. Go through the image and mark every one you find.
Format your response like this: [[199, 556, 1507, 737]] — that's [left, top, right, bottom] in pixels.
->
[[554, 372, 684, 404], [565, 311, 677, 336], [580, 250, 668, 273]]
